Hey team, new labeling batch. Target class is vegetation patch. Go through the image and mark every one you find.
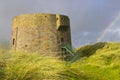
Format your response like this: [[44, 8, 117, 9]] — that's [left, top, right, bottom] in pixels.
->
[[0, 42, 120, 80]]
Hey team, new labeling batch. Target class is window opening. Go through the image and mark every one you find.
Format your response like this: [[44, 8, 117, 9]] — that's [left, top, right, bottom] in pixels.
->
[[61, 37, 64, 43], [13, 38, 15, 45], [25, 45, 28, 47], [56, 18, 58, 20]]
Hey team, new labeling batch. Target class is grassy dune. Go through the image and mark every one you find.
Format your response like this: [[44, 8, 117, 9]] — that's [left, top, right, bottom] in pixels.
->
[[0, 42, 120, 80], [72, 42, 120, 80], [0, 51, 82, 80]]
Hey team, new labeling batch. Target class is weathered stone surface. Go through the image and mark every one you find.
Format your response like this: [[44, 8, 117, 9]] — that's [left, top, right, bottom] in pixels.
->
[[10, 13, 72, 56]]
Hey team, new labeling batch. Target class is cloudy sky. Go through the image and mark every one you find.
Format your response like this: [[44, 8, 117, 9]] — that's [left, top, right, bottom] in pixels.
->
[[0, 0, 120, 47]]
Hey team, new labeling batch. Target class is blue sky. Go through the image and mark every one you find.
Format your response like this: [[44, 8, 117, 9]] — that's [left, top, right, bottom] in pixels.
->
[[0, 0, 120, 47]]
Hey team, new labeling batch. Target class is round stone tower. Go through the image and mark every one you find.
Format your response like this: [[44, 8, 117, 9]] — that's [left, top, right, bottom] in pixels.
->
[[10, 13, 71, 56]]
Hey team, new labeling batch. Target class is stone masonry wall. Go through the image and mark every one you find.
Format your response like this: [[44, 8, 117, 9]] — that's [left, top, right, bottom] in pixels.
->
[[10, 13, 71, 56]]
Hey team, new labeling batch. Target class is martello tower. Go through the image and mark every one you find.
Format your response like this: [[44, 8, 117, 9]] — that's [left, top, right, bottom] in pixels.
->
[[10, 13, 71, 56]]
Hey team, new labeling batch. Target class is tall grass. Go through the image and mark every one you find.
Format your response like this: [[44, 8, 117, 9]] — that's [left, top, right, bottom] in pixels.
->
[[71, 42, 120, 80], [0, 50, 84, 80], [4, 52, 66, 80], [0, 42, 120, 80], [0, 48, 8, 80]]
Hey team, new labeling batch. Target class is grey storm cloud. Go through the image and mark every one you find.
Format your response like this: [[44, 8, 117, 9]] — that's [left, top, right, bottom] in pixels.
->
[[0, 0, 120, 47]]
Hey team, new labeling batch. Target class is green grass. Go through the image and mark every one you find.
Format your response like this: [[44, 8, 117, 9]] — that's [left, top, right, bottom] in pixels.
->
[[71, 42, 120, 80], [0, 50, 84, 80], [0, 42, 120, 80]]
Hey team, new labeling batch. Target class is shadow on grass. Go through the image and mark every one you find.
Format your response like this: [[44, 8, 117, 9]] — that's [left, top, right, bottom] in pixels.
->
[[76, 42, 106, 57]]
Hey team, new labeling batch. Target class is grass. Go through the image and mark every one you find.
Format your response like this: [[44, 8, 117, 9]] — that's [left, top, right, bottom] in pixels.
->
[[0, 42, 120, 80], [71, 42, 120, 80], [0, 50, 84, 80]]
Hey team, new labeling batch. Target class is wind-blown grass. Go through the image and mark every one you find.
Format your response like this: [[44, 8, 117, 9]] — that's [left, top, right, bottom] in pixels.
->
[[0, 51, 84, 80], [4, 52, 67, 80], [71, 42, 120, 80], [1, 42, 120, 80]]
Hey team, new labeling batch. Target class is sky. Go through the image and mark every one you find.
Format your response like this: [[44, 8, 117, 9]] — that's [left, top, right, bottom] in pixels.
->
[[0, 0, 120, 48]]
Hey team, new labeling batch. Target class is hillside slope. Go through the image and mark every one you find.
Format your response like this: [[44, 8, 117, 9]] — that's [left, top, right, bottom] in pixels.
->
[[71, 42, 120, 80], [0, 42, 120, 80]]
